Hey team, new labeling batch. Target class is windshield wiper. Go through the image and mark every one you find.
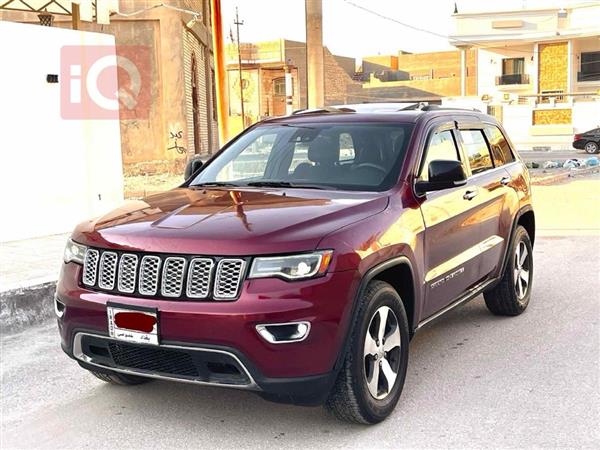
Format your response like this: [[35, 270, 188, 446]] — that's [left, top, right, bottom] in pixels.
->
[[246, 181, 334, 190], [190, 182, 241, 188]]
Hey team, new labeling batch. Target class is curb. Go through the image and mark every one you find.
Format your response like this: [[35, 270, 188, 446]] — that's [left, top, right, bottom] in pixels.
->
[[531, 166, 599, 186], [0, 282, 56, 334]]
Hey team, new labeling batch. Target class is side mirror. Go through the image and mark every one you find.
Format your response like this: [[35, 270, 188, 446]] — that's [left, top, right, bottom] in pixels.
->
[[415, 159, 467, 194], [184, 157, 204, 180]]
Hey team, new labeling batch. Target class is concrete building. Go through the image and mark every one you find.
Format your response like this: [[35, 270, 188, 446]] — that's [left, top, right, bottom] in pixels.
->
[[448, 2, 600, 150], [355, 49, 477, 102], [0, 0, 219, 175], [224, 39, 359, 135]]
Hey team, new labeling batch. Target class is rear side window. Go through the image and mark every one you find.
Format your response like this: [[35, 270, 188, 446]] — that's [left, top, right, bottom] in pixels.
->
[[459, 129, 493, 175], [484, 125, 515, 166], [419, 129, 460, 181]]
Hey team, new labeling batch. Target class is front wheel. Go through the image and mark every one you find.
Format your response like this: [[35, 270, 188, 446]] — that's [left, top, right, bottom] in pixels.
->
[[484, 225, 533, 316], [324, 280, 409, 424], [584, 141, 599, 154]]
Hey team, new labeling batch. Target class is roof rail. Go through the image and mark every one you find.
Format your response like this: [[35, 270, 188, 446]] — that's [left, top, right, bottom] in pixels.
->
[[292, 106, 355, 115], [420, 105, 481, 112]]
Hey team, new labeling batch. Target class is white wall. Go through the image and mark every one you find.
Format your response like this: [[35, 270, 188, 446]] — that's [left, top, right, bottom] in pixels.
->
[[0, 21, 124, 243], [572, 101, 600, 134]]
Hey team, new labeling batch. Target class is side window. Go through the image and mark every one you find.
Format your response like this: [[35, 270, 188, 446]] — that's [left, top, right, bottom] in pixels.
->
[[459, 129, 494, 175], [339, 132, 355, 162], [419, 129, 460, 181], [484, 125, 515, 166]]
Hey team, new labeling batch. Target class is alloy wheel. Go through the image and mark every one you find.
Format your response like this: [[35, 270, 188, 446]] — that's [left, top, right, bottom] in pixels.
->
[[514, 240, 531, 301], [584, 142, 598, 154], [363, 306, 401, 400]]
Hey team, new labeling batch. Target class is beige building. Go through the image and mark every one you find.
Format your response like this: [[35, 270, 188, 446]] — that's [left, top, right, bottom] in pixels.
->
[[224, 38, 359, 135], [356, 49, 477, 102], [448, 2, 600, 149], [0, 0, 218, 175]]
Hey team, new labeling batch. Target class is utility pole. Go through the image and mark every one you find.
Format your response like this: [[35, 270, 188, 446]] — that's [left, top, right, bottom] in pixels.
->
[[305, 0, 324, 109], [234, 7, 245, 127]]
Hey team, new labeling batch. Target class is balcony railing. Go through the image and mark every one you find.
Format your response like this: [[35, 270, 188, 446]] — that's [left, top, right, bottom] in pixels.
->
[[496, 73, 530, 85], [577, 71, 600, 82]]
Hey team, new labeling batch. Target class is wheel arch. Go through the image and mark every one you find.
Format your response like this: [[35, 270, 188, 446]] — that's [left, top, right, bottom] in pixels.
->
[[334, 256, 418, 372]]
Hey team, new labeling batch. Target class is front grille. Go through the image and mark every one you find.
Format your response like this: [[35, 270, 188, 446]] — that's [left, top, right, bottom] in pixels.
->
[[108, 342, 199, 377], [82, 248, 245, 301]]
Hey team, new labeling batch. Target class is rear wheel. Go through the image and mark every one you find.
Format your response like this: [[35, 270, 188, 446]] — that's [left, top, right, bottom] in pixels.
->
[[584, 141, 599, 154], [324, 280, 409, 424], [484, 225, 533, 316], [89, 370, 150, 385]]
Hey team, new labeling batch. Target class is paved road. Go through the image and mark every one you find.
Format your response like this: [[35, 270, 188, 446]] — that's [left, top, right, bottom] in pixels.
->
[[1, 236, 599, 449]]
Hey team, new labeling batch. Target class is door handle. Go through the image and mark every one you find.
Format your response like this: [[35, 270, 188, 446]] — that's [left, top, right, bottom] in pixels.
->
[[500, 176, 511, 186], [463, 189, 478, 201]]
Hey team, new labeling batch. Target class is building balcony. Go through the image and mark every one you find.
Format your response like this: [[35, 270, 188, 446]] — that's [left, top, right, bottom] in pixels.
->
[[495, 73, 530, 86], [577, 72, 600, 82]]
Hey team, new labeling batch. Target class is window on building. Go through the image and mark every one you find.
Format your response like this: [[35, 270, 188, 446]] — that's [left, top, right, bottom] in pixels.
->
[[580, 51, 600, 81], [273, 77, 286, 96], [484, 125, 515, 166], [419, 129, 461, 181], [502, 57, 525, 75], [210, 69, 217, 121], [459, 129, 494, 175]]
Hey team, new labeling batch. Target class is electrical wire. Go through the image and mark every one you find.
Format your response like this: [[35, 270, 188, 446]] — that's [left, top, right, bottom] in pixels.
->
[[114, 2, 202, 19], [342, 0, 598, 56]]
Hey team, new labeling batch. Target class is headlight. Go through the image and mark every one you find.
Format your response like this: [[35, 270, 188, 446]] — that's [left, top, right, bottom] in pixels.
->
[[248, 250, 333, 281], [64, 239, 87, 265]]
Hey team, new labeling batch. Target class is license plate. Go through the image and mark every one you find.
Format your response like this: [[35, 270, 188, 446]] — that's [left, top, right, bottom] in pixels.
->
[[107, 302, 159, 346]]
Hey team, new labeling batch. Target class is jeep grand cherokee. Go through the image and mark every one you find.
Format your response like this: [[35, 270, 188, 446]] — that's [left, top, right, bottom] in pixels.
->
[[56, 104, 535, 424]]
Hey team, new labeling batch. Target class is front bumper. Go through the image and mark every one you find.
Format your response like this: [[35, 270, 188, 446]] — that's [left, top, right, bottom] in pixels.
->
[[56, 262, 360, 404]]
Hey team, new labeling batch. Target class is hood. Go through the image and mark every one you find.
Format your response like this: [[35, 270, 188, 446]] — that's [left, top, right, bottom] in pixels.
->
[[73, 187, 389, 255]]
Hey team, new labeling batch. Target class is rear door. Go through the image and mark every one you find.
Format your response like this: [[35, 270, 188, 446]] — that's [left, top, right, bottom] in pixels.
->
[[417, 122, 486, 319], [455, 124, 517, 281]]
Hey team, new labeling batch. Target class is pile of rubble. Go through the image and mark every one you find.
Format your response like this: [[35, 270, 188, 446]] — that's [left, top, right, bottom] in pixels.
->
[[526, 156, 599, 170]]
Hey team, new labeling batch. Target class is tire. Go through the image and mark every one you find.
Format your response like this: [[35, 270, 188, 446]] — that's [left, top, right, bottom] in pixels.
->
[[89, 370, 150, 385], [584, 141, 599, 154], [324, 280, 410, 424], [484, 225, 533, 316]]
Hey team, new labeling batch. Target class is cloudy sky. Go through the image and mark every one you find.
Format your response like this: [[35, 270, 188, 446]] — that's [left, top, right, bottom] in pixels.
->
[[221, 0, 596, 58]]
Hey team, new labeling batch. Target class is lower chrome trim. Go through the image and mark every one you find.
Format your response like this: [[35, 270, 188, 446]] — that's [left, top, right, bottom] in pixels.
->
[[416, 277, 496, 330], [255, 321, 311, 344], [72, 332, 259, 391]]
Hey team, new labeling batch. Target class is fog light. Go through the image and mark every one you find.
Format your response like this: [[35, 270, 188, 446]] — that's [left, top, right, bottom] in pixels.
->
[[54, 297, 65, 319], [256, 321, 311, 344]]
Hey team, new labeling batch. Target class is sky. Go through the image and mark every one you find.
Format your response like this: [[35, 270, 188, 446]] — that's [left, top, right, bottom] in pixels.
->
[[221, 0, 598, 58]]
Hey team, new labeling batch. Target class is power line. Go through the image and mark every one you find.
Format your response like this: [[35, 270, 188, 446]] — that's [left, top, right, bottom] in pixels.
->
[[342, 0, 594, 56]]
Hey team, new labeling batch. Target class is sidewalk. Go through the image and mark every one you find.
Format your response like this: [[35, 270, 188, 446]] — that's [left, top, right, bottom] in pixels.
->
[[0, 233, 69, 332]]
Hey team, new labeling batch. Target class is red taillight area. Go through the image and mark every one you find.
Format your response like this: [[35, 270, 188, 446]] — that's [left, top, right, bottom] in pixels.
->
[[574, 134, 582, 141], [114, 312, 156, 333]]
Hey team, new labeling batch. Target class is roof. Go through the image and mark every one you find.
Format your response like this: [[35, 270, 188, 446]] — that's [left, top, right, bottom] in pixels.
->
[[259, 103, 489, 126]]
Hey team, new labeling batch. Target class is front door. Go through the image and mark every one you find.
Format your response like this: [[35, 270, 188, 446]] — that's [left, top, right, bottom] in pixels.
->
[[418, 123, 486, 319]]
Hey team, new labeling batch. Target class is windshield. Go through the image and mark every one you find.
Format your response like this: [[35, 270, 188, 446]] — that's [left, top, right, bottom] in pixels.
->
[[190, 122, 414, 191]]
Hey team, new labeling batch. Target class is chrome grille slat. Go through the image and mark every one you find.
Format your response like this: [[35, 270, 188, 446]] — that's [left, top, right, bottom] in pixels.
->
[[186, 258, 214, 298], [214, 259, 245, 300], [98, 252, 118, 290], [161, 257, 187, 298], [139, 255, 161, 296], [81, 248, 244, 301], [82, 249, 100, 286], [117, 254, 138, 293]]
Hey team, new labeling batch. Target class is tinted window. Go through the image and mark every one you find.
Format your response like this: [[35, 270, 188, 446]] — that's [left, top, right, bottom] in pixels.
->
[[192, 123, 414, 191], [459, 129, 494, 174], [484, 125, 515, 166], [419, 129, 460, 181]]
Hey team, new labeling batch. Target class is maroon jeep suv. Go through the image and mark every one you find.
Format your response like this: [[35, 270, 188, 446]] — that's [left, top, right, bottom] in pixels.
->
[[56, 104, 535, 424]]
